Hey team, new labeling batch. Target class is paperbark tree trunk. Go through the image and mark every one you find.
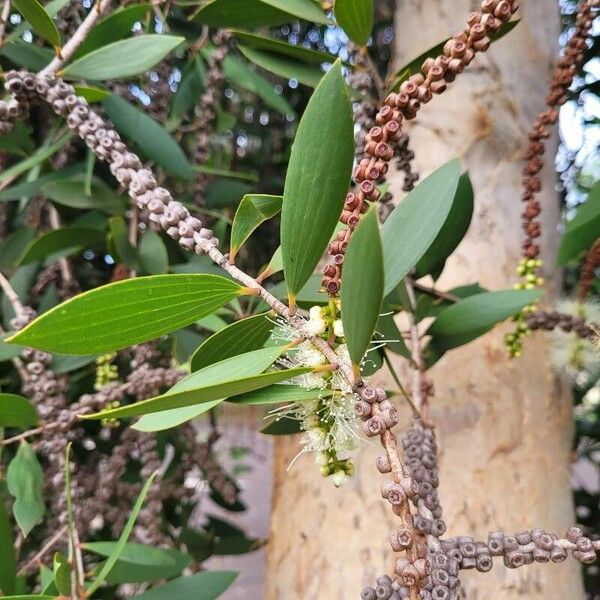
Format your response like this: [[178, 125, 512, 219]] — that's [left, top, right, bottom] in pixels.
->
[[265, 1, 584, 598]]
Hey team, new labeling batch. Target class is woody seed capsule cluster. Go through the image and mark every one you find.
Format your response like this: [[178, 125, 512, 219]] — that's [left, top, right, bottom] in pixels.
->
[[193, 30, 231, 206], [3, 71, 219, 257], [579, 237, 600, 301], [526, 309, 598, 342], [322, 0, 520, 296], [519, 0, 598, 263], [402, 423, 446, 538]]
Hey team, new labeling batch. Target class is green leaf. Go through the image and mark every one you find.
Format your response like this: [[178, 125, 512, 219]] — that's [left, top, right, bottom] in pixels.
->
[[335, 0, 374, 46], [415, 173, 473, 278], [388, 19, 520, 91], [191, 313, 275, 372], [427, 289, 542, 351], [52, 553, 70, 596], [109, 216, 140, 270], [74, 4, 153, 58], [42, 175, 126, 214], [238, 45, 324, 88], [557, 182, 600, 265], [231, 30, 336, 64], [260, 416, 302, 435], [133, 571, 238, 600], [0, 229, 36, 270], [139, 230, 169, 275], [0, 39, 52, 70], [72, 84, 110, 102], [0, 334, 24, 362], [0, 394, 38, 429], [102, 548, 190, 585], [171, 56, 205, 118], [18, 227, 105, 265], [103, 94, 195, 180], [281, 61, 354, 301], [0, 132, 74, 184], [87, 542, 190, 584], [0, 164, 83, 202], [0, 493, 16, 595], [50, 353, 97, 374], [270, 273, 329, 307], [86, 365, 310, 422], [6, 442, 44, 537], [192, 0, 327, 27], [381, 159, 460, 296], [8, 274, 243, 354], [12, 0, 61, 49], [341, 206, 384, 367], [222, 56, 293, 116], [229, 383, 329, 405], [135, 345, 288, 431], [61, 34, 184, 80], [230, 195, 282, 261], [260, 0, 329, 23], [86, 473, 157, 596]]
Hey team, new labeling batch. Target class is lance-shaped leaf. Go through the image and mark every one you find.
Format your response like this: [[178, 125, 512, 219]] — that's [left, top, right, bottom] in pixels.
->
[[7, 275, 244, 354], [230, 195, 282, 261], [137, 345, 287, 431], [238, 45, 324, 88], [133, 571, 238, 600], [73, 4, 153, 58], [280, 61, 354, 303], [381, 159, 460, 296], [341, 206, 384, 367], [335, 0, 374, 46], [19, 227, 105, 265], [139, 230, 169, 275], [86, 474, 157, 596], [12, 0, 61, 50], [84, 365, 311, 422], [232, 30, 336, 64], [557, 181, 600, 265], [104, 95, 194, 180], [61, 35, 184, 80], [7, 442, 44, 536], [230, 384, 330, 405], [42, 175, 126, 214], [0, 493, 16, 595], [193, 0, 328, 27], [415, 172, 474, 278], [261, 416, 302, 435], [0, 393, 38, 429], [190, 313, 275, 372], [427, 289, 542, 351]]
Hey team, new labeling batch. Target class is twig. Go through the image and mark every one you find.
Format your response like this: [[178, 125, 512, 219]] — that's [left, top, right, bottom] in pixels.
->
[[0, 0, 11, 47], [17, 526, 67, 575], [48, 204, 75, 286], [0, 270, 23, 316], [0, 424, 57, 446], [382, 350, 420, 418], [40, 0, 113, 76], [360, 46, 386, 102], [411, 280, 459, 303]]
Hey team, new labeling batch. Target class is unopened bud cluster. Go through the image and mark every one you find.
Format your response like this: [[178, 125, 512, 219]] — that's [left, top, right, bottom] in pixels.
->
[[505, 258, 543, 357], [322, 0, 520, 296], [3, 71, 219, 258]]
